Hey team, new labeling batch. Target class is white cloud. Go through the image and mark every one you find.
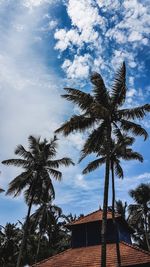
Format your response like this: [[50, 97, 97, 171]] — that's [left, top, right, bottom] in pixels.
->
[[96, 0, 120, 10], [67, 0, 104, 32], [0, 1, 68, 187], [54, 0, 150, 82], [23, 0, 55, 9], [67, 133, 85, 151], [75, 174, 88, 189], [62, 54, 91, 79], [128, 31, 143, 42]]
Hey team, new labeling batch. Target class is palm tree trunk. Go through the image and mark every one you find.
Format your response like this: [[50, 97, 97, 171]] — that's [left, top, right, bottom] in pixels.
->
[[111, 163, 121, 267], [144, 214, 150, 251], [16, 193, 34, 267], [101, 123, 111, 267], [35, 232, 42, 263]]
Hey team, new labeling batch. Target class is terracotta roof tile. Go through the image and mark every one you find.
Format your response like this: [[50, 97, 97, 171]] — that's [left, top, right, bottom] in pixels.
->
[[68, 210, 121, 226], [32, 242, 150, 267]]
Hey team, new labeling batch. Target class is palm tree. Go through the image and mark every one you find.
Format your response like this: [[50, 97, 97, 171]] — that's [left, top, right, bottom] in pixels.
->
[[55, 62, 150, 267], [0, 223, 21, 266], [128, 183, 150, 251], [82, 135, 143, 266], [30, 189, 62, 264], [2, 135, 74, 267]]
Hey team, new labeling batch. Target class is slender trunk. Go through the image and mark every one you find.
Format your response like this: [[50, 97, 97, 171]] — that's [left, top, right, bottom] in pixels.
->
[[35, 232, 42, 263], [101, 123, 111, 267], [16, 193, 34, 267], [111, 163, 121, 267], [144, 214, 150, 251]]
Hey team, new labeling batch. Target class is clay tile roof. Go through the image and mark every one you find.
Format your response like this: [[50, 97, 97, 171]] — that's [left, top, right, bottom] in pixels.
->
[[32, 242, 150, 267], [68, 209, 121, 226]]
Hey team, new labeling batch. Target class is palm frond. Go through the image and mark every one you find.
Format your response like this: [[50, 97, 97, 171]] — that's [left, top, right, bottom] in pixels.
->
[[62, 88, 94, 111], [2, 159, 28, 168], [114, 160, 124, 178], [111, 62, 126, 107], [90, 72, 110, 108], [121, 150, 143, 162], [15, 145, 33, 160], [0, 187, 5, 193], [121, 119, 148, 140], [55, 115, 95, 136], [47, 157, 74, 168], [48, 169, 62, 181], [119, 104, 150, 120], [82, 157, 106, 174], [28, 135, 40, 153], [79, 121, 107, 161], [6, 171, 32, 197]]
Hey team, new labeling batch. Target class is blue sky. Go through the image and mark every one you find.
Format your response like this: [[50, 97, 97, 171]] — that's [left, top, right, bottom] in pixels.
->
[[0, 0, 150, 225]]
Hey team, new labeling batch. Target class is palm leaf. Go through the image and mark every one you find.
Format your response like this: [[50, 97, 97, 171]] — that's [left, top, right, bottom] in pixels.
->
[[6, 171, 32, 197], [90, 72, 110, 108], [47, 157, 74, 168], [82, 157, 106, 174], [121, 150, 143, 162], [2, 159, 28, 168], [48, 169, 62, 181], [79, 121, 107, 161], [111, 62, 126, 107], [0, 188, 4, 193], [55, 115, 95, 136], [121, 119, 148, 140], [15, 145, 33, 161], [62, 88, 94, 111], [119, 104, 150, 120], [114, 160, 123, 178], [28, 135, 40, 153]]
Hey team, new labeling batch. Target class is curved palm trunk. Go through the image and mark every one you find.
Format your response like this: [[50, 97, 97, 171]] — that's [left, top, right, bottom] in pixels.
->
[[111, 163, 121, 267], [101, 124, 111, 267], [16, 193, 34, 267]]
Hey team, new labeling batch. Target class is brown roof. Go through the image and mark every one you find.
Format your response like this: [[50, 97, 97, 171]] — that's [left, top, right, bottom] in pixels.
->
[[32, 242, 150, 267], [68, 209, 121, 226]]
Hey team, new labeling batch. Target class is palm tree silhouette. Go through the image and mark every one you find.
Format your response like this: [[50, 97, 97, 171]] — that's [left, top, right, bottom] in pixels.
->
[[128, 183, 150, 251], [55, 62, 150, 267], [2, 135, 74, 267]]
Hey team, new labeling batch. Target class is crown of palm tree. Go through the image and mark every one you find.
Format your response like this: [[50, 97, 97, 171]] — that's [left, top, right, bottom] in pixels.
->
[[2, 135, 74, 201], [55, 62, 150, 150], [81, 134, 143, 178]]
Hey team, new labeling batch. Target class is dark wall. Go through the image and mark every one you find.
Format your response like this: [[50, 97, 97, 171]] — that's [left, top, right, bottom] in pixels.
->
[[118, 223, 132, 244], [71, 220, 132, 248]]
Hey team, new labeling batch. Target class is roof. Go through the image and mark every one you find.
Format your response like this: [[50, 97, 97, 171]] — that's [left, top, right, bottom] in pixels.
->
[[32, 242, 150, 267], [68, 209, 121, 226]]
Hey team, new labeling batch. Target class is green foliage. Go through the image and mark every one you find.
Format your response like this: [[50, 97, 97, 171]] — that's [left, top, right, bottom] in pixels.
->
[[128, 183, 150, 251]]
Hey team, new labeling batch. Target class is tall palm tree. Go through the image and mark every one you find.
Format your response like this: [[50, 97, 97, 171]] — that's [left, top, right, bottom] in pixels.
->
[[55, 62, 150, 267], [82, 135, 143, 266], [128, 183, 150, 251], [2, 135, 74, 267]]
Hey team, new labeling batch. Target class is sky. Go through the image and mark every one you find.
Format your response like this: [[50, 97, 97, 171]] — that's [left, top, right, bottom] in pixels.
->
[[0, 0, 150, 225]]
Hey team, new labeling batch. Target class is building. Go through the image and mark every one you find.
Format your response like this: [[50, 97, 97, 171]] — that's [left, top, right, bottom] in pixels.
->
[[33, 209, 150, 267]]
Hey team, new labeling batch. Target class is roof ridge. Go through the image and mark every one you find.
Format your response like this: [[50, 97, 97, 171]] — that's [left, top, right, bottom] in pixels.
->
[[32, 248, 72, 266], [121, 241, 150, 256], [71, 209, 100, 224], [68, 209, 120, 225]]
